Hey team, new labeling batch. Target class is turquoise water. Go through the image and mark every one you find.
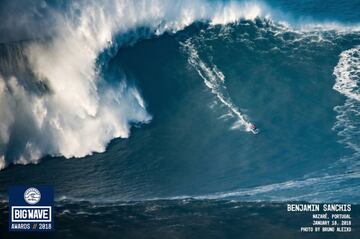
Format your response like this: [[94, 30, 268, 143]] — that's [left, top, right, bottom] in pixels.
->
[[0, 0, 360, 238]]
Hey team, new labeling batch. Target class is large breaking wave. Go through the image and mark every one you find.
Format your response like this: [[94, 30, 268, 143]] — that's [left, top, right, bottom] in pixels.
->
[[1, 0, 360, 172], [0, 0, 266, 169]]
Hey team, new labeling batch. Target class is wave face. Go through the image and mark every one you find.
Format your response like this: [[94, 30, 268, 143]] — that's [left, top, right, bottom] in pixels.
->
[[0, 0, 360, 205]]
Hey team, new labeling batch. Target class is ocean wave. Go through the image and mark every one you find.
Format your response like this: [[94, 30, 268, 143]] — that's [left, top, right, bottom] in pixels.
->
[[0, 0, 268, 169], [1, 0, 360, 170]]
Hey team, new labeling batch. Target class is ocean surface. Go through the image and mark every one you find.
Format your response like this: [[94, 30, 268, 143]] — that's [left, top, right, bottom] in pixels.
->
[[0, 0, 360, 238]]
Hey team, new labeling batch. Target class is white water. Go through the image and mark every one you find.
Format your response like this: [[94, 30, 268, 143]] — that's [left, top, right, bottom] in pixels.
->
[[333, 47, 360, 169], [333, 46, 360, 101]]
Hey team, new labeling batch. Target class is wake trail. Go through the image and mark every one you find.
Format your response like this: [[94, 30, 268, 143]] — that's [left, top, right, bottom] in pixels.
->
[[181, 39, 256, 133]]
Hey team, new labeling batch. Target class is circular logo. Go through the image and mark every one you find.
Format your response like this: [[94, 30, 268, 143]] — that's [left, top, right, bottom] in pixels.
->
[[24, 187, 41, 205]]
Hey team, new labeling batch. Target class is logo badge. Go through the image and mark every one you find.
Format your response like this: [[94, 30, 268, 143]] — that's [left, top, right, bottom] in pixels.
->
[[9, 186, 54, 231], [24, 187, 41, 205]]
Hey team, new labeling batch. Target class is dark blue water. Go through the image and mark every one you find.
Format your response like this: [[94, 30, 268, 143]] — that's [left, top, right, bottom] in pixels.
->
[[0, 0, 360, 238]]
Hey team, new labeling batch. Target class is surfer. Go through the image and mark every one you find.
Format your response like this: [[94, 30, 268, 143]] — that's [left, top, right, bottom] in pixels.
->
[[249, 123, 259, 134]]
